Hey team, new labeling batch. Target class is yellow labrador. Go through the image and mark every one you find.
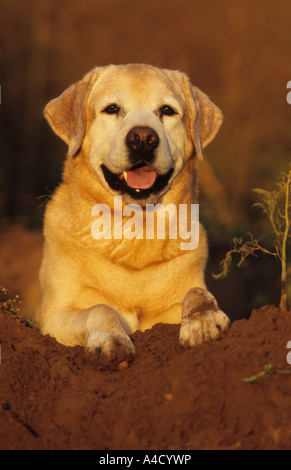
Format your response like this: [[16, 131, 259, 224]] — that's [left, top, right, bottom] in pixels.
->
[[37, 64, 229, 365]]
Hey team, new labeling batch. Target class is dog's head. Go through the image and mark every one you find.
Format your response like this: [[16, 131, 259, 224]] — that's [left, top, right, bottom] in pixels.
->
[[44, 64, 222, 205]]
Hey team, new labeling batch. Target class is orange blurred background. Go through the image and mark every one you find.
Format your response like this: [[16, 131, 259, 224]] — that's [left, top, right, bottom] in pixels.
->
[[0, 0, 291, 319]]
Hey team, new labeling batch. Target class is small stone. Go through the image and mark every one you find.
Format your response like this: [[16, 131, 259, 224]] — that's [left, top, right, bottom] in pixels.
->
[[164, 393, 173, 400]]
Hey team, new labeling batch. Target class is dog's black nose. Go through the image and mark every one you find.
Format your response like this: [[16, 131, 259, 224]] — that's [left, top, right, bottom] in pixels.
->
[[126, 127, 159, 153]]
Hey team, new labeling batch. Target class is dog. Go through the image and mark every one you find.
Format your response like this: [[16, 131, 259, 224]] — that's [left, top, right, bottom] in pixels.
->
[[36, 64, 230, 366]]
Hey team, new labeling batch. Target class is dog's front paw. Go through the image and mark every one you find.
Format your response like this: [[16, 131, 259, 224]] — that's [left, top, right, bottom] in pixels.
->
[[87, 331, 135, 367], [179, 287, 230, 347]]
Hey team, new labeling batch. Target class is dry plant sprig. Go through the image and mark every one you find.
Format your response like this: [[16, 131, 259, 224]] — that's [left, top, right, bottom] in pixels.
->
[[212, 232, 277, 280], [243, 364, 291, 383], [0, 285, 21, 315], [213, 168, 291, 311], [0, 285, 38, 329]]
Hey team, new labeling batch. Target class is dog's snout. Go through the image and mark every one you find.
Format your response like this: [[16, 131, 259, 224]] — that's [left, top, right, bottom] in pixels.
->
[[126, 127, 159, 153]]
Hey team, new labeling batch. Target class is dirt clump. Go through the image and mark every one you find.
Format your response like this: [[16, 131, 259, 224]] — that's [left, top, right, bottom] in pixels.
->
[[0, 305, 291, 450]]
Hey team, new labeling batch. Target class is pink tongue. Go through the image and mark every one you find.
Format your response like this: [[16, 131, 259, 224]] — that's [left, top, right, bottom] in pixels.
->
[[125, 165, 157, 189]]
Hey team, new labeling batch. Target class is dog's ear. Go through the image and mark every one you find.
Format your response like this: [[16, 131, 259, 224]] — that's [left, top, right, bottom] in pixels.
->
[[191, 86, 223, 161], [44, 67, 102, 158], [180, 74, 223, 161]]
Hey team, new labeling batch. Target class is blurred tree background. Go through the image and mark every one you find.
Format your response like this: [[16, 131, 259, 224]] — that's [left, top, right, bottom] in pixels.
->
[[0, 0, 291, 319]]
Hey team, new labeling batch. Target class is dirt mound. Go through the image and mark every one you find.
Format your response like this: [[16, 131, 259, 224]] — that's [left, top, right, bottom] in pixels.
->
[[0, 305, 291, 450]]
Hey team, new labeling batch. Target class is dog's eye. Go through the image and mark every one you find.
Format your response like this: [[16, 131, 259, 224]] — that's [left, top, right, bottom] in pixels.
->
[[102, 104, 120, 114], [160, 105, 177, 116]]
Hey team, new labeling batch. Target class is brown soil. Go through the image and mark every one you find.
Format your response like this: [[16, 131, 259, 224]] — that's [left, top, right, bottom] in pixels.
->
[[0, 305, 291, 450]]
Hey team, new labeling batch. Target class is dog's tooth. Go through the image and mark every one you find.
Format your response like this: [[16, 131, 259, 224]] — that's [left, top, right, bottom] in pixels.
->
[[123, 171, 128, 182]]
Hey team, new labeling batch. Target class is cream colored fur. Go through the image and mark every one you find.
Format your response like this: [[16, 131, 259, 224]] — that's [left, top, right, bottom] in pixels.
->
[[37, 64, 229, 366]]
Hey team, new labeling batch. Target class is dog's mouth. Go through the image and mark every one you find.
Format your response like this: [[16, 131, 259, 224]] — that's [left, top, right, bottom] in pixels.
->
[[101, 161, 174, 200]]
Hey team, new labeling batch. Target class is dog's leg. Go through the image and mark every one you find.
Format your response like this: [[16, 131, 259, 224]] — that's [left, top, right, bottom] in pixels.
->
[[41, 304, 135, 365], [86, 305, 135, 364], [179, 287, 230, 347]]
